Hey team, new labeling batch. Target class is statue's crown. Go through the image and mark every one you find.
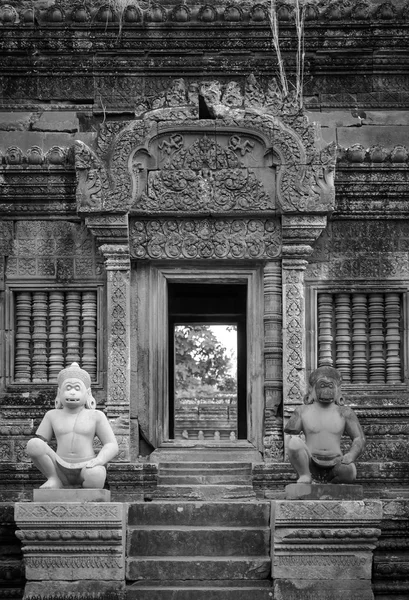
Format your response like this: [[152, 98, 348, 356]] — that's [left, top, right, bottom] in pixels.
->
[[57, 362, 91, 388], [309, 366, 342, 386]]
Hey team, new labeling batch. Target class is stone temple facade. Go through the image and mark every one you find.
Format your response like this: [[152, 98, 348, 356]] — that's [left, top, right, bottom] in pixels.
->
[[0, 1, 409, 599]]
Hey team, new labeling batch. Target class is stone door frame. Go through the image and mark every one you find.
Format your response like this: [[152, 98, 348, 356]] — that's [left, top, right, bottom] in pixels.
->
[[132, 261, 265, 453]]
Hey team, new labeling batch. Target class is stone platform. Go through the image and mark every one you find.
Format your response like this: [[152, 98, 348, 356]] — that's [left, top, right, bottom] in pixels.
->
[[14, 497, 384, 600], [285, 483, 364, 500], [33, 488, 111, 502]]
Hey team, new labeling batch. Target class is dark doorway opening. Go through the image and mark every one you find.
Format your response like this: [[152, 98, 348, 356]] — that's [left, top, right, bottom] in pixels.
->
[[168, 282, 247, 441]]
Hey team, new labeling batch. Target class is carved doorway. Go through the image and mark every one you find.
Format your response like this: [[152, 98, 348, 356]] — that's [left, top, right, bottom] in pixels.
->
[[133, 263, 264, 458]]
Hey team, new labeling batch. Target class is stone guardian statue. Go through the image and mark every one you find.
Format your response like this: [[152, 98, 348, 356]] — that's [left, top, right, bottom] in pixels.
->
[[26, 362, 118, 489], [284, 366, 365, 484]]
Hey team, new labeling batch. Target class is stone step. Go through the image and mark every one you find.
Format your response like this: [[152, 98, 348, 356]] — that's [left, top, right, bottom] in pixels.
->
[[126, 557, 271, 581], [128, 502, 270, 527], [158, 475, 252, 485], [126, 581, 273, 600], [158, 462, 252, 470], [152, 484, 256, 501], [127, 527, 270, 557], [159, 466, 252, 476]]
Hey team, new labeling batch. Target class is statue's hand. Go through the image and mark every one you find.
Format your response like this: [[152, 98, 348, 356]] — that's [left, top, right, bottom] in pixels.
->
[[85, 457, 103, 468], [341, 452, 354, 465]]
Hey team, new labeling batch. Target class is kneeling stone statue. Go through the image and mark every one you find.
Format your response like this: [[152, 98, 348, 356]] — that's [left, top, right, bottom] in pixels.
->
[[284, 366, 365, 484], [27, 362, 118, 489]]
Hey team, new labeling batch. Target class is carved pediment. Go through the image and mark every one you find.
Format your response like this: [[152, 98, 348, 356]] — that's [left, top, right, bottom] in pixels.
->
[[131, 131, 275, 213], [75, 78, 336, 216]]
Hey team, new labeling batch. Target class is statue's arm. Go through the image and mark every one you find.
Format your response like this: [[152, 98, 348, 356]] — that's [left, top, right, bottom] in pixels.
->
[[87, 411, 119, 467], [284, 407, 304, 435], [35, 412, 54, 443], [342, 407, 366, 464]]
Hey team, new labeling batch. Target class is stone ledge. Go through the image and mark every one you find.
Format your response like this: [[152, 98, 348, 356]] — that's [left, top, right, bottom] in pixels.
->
[[33, 488, 111, 502], [285, 483, 363, 501]]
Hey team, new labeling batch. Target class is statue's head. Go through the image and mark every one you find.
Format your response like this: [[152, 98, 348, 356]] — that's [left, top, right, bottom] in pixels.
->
[[55, 362, 96, 409], [304, 366, 343, 406]]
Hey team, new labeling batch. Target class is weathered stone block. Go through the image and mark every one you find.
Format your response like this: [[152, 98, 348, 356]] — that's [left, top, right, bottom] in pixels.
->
[[126, 557, 271, 581], [14, 502, 125, 582], [127, 582, 274, 600], [33, 488, 111, 502], [128, 527, 270, 557], [0, 112, 33, 131], [273, 551, 373, 580], [128, 501, 270, 528], [272, 500, 382, 591], [285, 483, 363, 500], [274, 578, 374, 600], [23, 579, 125, 600], [31, 111, 79, 133]]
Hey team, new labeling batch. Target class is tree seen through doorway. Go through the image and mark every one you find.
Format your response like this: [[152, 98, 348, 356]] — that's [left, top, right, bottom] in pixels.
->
[[174, 325, 237, 398]]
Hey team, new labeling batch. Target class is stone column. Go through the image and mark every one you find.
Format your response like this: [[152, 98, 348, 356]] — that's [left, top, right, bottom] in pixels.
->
[[85, 215, 132, 463], [272, 499, 383, 600], [263, 261, 283, 460]]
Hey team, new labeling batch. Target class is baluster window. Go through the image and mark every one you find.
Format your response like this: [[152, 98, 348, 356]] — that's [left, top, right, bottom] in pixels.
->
[[317, 291, 404, 384], [13, 289, 99, 383]]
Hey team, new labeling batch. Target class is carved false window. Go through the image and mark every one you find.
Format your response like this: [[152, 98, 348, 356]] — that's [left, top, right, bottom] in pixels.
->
[[13, 289, 100, 384], [317, 291, 404, 384]]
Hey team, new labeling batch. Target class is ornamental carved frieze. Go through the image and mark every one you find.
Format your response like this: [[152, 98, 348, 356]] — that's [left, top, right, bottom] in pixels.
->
[[129, 218, 281, 261]]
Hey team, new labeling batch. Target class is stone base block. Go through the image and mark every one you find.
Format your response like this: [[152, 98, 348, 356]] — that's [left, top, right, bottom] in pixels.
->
[[274, 579, 374, 600], [15, 502, 125, 582], [23, 580, 125, 600], [127, 557, 271, 581], [285, 483, 363, 500], [273, 552, 372, 580], [33, 488, 111, 502]]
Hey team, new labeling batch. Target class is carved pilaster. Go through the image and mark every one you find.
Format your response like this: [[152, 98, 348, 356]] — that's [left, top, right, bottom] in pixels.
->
[[85, 215, 131, 462], [282, 260, 307, 410], [282, 215, 328, 417], [263, 262, 283, 461]]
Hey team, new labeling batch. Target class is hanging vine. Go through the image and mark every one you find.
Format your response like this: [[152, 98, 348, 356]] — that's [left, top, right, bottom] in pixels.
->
[[268, 0, 306, 108]]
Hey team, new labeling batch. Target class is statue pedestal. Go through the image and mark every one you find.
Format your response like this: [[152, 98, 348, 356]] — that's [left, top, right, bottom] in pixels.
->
[[285, 483, 363, 500], [33, 488, 111, 502], [15, 500, 125, 599], [272, 499, 382, 600]]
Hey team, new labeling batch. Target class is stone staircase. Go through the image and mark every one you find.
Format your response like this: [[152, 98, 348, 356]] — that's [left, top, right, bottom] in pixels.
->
[[151, 462, 257, 501], [126, 501, 272, 600]]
